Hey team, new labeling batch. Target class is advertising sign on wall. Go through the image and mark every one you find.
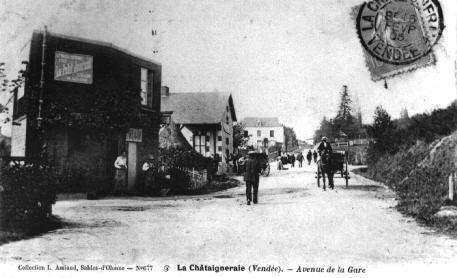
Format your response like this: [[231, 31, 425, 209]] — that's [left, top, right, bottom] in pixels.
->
[[126, 128, 143, 143], [54, 51, 93, 84]]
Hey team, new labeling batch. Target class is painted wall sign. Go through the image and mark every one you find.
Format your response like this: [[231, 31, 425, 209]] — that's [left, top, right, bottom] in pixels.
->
[[54, 51, 93, 84], [11, 116, 27, 157], [126, 128, 143, 142]]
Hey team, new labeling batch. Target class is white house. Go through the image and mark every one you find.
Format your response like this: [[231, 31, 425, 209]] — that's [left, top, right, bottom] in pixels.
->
[[241, 117, 284, 150]]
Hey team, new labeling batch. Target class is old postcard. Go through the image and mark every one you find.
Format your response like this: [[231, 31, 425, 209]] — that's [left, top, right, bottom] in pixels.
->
[[0, 0, 456, 277]]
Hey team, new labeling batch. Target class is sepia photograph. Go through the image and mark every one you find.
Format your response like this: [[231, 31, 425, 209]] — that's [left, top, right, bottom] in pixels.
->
[[0, 0, 456, 277]]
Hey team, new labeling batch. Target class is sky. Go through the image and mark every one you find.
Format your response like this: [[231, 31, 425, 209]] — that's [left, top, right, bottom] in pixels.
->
[[0, 0, 456, 139]]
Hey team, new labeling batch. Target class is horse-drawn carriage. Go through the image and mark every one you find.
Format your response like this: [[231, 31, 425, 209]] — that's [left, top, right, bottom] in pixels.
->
[[316, 150, 350, 189]]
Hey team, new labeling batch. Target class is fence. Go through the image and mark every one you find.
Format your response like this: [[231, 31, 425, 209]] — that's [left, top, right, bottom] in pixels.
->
[[184, 168, 208, 191], [163, 166, 209, 191]]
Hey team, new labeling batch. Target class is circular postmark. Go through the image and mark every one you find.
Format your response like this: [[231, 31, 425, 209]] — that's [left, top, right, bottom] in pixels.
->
[[356, 0, 444, 65]]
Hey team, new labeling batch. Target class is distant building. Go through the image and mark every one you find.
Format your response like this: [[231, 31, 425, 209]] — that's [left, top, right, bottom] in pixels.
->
[[160, 88, 237, 163], [241, 117, 284, 151], [11, 30, 162, 193]]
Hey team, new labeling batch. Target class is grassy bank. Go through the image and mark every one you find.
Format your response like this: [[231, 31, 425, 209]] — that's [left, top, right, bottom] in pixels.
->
[[355, 132, 457, 234]]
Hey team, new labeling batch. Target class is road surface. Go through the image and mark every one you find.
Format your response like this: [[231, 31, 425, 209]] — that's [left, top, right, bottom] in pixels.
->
[[1, 162, 457, 267]]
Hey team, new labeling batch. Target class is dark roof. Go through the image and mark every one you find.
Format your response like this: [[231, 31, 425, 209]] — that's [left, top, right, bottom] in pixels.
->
[[161, 93, 237, 124], [32, 30, 161, 66], [241, 117, 282, 127]]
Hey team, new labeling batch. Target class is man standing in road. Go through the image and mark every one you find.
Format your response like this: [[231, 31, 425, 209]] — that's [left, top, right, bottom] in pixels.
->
[[244, 151, 261, 205]]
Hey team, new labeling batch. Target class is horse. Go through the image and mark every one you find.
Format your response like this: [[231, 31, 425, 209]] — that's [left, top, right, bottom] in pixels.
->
[[318, 151, 334, 190]]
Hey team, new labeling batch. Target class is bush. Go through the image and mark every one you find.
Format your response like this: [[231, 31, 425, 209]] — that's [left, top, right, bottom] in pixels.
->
[[364, 133, 457, 220], [0, 160, 57, 232]]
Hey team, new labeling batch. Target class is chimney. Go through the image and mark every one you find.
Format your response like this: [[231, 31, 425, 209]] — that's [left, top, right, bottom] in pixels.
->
[[161, 86, 169, 97]]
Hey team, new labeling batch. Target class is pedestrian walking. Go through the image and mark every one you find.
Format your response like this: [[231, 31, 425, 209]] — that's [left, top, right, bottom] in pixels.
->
[[281, 153, 288, 166], [290, 153, 295, 167], [114, 150, 127, 193], [277, 156, 284, 170], [244, 151, 261, 205], [313, 150, 318, 163], [297, 152, 304, 167], [306, 150, 312, 165]]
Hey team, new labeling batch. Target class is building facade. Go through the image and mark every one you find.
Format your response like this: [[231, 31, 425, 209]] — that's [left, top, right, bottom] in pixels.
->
[[11, 30, 162, 193], [241, 117, 284, 150], [160, 89, 237, 163]]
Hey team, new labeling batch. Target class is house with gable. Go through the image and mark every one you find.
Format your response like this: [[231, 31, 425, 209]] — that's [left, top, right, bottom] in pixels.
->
[[160, 87, 237, 163], [241, 117, 285, 151]]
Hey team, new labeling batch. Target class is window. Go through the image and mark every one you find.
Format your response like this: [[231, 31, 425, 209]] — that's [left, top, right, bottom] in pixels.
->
[[218, 136, 222, 141], [243, 131, 248, 137], [257, 130, 261, 137], [140, 68, 153, 107], [226, 138, 229, 145], [270, 130, 274, 137], [193, 134, 206, 155], [218, 146, 222, 152]]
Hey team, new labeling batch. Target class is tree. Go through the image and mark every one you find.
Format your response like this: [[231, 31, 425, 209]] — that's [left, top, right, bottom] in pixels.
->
[[313, 116, 334, 143], [369, 106, 394, 154], [284, 125, 298, 150], [0, 61, 27, 124], [335, 85, 353, 122], [397, 107, 411, 130], [233, 122, 248, 149]]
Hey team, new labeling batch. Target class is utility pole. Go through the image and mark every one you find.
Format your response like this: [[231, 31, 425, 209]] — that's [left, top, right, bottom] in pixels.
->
[[37, 26, 47, 161]]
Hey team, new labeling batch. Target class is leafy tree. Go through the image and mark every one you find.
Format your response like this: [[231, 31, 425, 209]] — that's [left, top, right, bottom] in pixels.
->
[[368, 106, 394, 154], [284, 125, 298, 150], [0, 61, 27, 124], [313, 116, 334, 143], [233, 122, 248, 149]]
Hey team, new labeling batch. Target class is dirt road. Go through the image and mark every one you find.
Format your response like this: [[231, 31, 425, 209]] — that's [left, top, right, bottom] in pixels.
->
[[1, 162, 457, 267]]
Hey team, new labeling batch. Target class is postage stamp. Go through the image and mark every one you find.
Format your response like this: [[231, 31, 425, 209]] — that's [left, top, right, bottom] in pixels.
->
[[353, 0, 445, 80]]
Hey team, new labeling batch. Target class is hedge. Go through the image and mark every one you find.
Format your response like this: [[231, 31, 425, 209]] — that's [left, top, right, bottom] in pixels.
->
[[0, 159, 57, 232]]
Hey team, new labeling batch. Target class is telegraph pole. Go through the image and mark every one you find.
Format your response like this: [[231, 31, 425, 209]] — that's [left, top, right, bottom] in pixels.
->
[[37, 26, 47, 161]]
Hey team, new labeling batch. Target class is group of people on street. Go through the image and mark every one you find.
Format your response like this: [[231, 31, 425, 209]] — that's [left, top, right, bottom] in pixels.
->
[[113, 136, 334, 205], [277, 149, 318, 170], [246, 136, 335, 205]]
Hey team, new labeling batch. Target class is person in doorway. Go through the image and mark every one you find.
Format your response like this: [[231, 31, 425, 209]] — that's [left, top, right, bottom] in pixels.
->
[[114, 150, 127, 193], [306, 150, 313, 165], [244, 151, 261, 205], [142, 154, 157, 195]]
